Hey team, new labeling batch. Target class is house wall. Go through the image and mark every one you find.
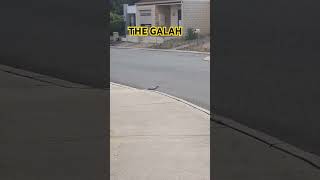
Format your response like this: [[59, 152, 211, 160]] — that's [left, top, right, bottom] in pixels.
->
[[136, 5, 156, 26], [156, 6, 171, 26], [182, 0, 210, 35], [155, 6, 160, 25], [127, 5, 136, 14], [170, 5, 181, 26]]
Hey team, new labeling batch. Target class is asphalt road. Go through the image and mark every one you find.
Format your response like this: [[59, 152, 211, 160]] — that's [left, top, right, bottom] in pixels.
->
[[110, 48, 210, 110]]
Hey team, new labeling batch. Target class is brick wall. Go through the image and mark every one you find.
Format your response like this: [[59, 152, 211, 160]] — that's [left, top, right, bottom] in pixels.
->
[[182, 0, 210, 35]]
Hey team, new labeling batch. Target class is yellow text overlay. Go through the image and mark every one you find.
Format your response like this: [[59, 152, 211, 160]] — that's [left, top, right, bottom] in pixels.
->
[[128, 26, 183, 36]]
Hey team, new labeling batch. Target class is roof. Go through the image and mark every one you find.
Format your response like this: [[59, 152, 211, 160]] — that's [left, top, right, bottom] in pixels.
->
[[137, 0, 175, 3]]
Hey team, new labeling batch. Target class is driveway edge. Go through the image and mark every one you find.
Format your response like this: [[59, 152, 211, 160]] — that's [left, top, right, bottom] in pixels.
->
[[110, 82, 210, 115], [110, 46, 210, 55]]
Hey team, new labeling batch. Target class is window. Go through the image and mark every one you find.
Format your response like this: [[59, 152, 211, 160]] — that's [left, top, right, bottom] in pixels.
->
[[140, 10, 152, 26], [140, 10, 151, 16]]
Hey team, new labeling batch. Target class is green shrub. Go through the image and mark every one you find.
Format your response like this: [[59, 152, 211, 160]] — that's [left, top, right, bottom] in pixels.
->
[[185, 28, 197, 40], [110, 12, 125, 36]]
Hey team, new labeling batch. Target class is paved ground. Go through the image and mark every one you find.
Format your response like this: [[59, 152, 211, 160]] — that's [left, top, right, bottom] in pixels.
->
[[110, 47, 320, 165], [110, 47, 210, 110], [0, 65, 107, 180], [111, 83, 320, 180], [1, 64, 320, 179], [110, 83, 210, 180]]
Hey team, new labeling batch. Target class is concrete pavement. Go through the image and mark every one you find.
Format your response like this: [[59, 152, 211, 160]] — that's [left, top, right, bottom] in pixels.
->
[[111, 83, 320, 180], [110, 83, 210, 180]]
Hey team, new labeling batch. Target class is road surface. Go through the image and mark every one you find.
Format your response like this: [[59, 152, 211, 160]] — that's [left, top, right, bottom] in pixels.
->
[[110, 48, 210, 110]]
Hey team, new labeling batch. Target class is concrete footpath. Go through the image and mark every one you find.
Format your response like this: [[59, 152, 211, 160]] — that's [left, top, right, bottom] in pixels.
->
[[110, 83, 210, 180], [111, 83, 320, 180]]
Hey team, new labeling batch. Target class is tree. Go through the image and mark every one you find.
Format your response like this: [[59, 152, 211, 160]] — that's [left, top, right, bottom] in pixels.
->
[[109, 0, 140, 35], [110, 11, 125, 35], [111, 0, 139, 15]]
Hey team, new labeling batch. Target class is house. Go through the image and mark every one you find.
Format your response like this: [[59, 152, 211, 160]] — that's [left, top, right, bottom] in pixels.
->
[[123, 4, 137, 28], [123, 0, 210, 42]]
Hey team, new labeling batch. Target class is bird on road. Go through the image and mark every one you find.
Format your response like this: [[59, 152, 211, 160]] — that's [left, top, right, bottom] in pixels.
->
[[147, 85, 159, 90]]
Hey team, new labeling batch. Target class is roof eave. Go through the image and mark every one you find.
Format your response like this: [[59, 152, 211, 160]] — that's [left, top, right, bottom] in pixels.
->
[[136, 0, 182, 6]]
